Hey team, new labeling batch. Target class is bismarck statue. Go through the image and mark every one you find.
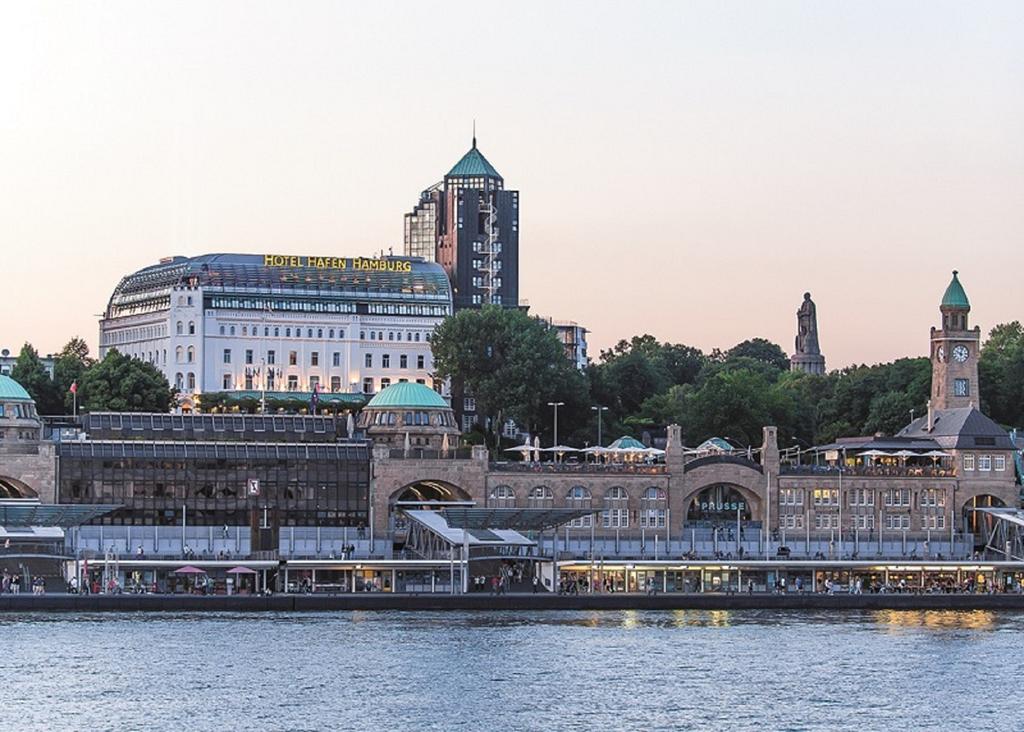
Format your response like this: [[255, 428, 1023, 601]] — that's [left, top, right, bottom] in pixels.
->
[[790, 292, 826, 375]]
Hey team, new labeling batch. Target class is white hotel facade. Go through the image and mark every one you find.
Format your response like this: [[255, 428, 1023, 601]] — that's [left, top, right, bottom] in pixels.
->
[[99, 253, 451, 409]]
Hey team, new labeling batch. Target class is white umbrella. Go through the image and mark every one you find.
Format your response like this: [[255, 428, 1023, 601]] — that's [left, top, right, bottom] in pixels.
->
[[532, 435, 541, 463], [893, 450, 918, 458], [346, 411, 355, 436], [541, 445, 579, 452], [505, 444, 533, 461], [922, 450, 951, 458], [858, 449, 889, 457]]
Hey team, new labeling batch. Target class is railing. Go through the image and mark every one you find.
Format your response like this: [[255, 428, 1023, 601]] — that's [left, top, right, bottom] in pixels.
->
[[0, 543, 68, 557], [682, 454, 763, 474], [386, 448, 476, 460], [489, 462, 668, 475], [780, 465, 956, 478]]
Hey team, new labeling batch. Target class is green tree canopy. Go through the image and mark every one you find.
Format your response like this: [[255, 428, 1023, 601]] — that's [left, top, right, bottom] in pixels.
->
[[53, 337, 94, 412], [79, 349, 174, 413], [10, 343, 62, 414], [431, 306, 588, 442], [980, 321, 1024, 427], [722, 338, 790, 373]]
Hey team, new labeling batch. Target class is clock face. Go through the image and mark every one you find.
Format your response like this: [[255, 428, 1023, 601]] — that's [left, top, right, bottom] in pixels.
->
[[936, 346, 945, 363], [953, 345, 969, 363]]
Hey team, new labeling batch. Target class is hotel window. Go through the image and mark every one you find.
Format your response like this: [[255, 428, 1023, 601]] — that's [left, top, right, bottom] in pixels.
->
[[230, 326, 236, 336], [417, 355, 425, 369], [245, 349, 253, 365], [175, 346, 183, 363], [242, 326, 247, 336], [995, 456, 1006, 471], [490, 485, 517, 508], [464, 397, 476, 412], [264, 327, 269, 337], [187, 373, 195, 390], [365, 353, 373, 368], [330, 376, 341, 392], [414, 333, 420, 342], [188, 321, 195, 335], [954, 379, 969, 397], [287, 375, 298, 391], [339, 330, 345, 339], [245, 373, 253, 390], [274, 327, 279, 337], [317, 329, 323, 339], [369, 331, 376, 340], [472, 294, 482, 305], [267, 350, 275, 365], [400, 354, 408, 369], [362, 378, 374, 394], [332, 352, 341, 367], [307, 329, 313, 338], [222, 374, 232, 390], [388, 332, 394, 341], [219, 325, 225, 335], [382, 354, 391, 369], [289, 351, 297, 366], [266, 371, 275, 389], [311, 352, 319, 366], [978, 455, 991, 471], [176, 321, 183, 335], [286, 328, 291, 337], [309, 376, 319, 391], [187, 346, 195, 363], [462, 415, 475, 432], [175, 373, 184, 390], [381, 378, 391, 389], [963, 454, 975, 471]]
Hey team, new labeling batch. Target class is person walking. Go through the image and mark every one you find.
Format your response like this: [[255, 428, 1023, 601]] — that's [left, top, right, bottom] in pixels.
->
[[532, 575, 539, 594]]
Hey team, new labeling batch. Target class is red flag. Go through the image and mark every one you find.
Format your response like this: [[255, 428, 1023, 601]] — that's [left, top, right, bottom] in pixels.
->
[[69, 381, 78, 394]]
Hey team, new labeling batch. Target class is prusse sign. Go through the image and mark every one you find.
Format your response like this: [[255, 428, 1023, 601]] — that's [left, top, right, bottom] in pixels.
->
[[263, 254, 412, 272]]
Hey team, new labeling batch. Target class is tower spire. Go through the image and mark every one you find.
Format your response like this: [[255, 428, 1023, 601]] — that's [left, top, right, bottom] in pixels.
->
[[472, 119, 476, 149]]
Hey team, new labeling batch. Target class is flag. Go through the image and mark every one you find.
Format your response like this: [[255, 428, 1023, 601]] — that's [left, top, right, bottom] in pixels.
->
[[310, 382, 320, 415], [69, 381, 77, 394]]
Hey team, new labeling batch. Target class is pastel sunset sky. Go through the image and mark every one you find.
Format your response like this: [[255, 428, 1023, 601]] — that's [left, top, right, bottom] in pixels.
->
[[2, 1, 1021, 366]]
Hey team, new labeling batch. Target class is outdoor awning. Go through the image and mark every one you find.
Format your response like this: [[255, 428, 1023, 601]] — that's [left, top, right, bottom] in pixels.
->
[[440, 507, 602, 532], [0, 502, 122, 528], [404, 510, 535, 548]]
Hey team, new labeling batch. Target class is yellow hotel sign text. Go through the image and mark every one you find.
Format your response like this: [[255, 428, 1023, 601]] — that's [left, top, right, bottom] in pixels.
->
[[263, 254, 412, 273]]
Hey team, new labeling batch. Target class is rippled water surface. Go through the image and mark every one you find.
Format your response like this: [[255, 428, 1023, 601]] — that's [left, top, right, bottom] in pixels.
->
[[2, 609, 1022, 731]]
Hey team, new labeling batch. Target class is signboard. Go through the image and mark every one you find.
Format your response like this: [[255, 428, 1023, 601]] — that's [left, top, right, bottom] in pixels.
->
[[262, 254, 412, 272], [824, 450, 839, 462], [247, 479, 260, 497]]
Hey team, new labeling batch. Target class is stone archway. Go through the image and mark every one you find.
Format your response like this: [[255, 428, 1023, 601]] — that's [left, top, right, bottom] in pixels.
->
[[390, 480, 472, 507], [0, 476, 38, 499]]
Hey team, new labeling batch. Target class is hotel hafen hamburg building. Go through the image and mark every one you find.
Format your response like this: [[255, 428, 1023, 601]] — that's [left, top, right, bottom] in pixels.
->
[[99, 253, 451, 409]]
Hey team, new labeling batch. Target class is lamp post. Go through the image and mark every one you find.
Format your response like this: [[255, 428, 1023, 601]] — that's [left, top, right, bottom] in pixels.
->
[[548, 401, 565, 448], [591, 405, 608, 447]]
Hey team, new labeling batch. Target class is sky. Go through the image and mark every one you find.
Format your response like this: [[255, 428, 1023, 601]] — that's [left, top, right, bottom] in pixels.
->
[[1, 1, 1021, 368]]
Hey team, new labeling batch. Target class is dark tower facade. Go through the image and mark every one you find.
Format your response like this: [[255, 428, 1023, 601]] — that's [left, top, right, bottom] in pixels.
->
[[790, 292, 826, 375], [930, 270, 980, 410], [404, 137, 520, 310]]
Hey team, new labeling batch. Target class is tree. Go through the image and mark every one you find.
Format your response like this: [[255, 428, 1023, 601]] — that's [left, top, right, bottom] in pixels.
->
[[10, 343, 62, 414], [79, 349, 174, 413], [52, 337, 94, 412], [723, 338, 790, 373], [431, 306, 587, 443], [979, 321, 1024, 427]]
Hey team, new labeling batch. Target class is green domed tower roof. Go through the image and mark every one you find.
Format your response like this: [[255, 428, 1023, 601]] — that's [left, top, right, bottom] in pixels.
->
[[365, 382, 450, 410], [0, 375, 32, 401], [446, 138, 502, 180], [941, 270, 970, 309]]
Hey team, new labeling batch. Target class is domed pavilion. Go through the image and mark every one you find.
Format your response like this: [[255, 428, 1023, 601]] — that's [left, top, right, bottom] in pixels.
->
[[357, 382, 460, 449]]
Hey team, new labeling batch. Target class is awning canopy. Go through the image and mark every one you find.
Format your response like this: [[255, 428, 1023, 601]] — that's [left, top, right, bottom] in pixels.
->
[[440, 507, 601, 532], [404, 510, 535, 548], [0, 501, 122, 528]]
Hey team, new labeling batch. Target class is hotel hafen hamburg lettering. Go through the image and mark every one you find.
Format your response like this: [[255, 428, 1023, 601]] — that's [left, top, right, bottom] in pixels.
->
[[263, 254, 413, 272]]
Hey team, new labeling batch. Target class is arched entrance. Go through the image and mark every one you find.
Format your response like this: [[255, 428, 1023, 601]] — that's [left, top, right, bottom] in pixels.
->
[[686, 484, 754, 525], [389, 480, 472, 537], [0, 476, 38, 499], [963, 495, 1007, 544]]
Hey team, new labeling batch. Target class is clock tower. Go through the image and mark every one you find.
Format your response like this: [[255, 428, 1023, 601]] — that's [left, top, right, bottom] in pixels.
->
[[930, 270, 980, 410]]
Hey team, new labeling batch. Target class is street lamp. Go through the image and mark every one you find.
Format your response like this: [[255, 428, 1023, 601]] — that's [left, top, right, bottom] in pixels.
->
[[591, 405, 608, 447], [547, 401, 565, 449]]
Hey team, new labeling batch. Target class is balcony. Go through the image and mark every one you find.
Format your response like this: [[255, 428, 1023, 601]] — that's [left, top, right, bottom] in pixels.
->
[[780, 464, 956, 479], [489, 462, 668, 475]]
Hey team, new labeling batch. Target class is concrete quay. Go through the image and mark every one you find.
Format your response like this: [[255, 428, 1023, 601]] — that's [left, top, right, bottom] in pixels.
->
[[4, 592, 1024, 613]]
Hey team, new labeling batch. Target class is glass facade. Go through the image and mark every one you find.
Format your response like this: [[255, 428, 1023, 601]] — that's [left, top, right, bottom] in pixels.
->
[[57, 440, 370, 528]]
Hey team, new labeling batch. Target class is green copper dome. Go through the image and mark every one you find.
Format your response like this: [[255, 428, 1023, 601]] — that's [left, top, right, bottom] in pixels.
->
[[446, 141, 502, 179], [941, 270, 970, 309], [365, 382, 450, 410], [0, 375, 33, 401]]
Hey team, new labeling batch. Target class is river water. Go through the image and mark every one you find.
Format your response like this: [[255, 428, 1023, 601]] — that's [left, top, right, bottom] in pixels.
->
[[2, 609, 1020, 731]]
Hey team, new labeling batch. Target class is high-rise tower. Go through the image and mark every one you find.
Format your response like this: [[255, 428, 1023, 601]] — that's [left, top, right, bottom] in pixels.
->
[[403, 136, 519, 310], [930, 270, 980, 410]]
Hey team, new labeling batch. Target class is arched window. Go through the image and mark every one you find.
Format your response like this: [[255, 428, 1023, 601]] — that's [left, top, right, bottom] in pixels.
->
[[490, 485, 517, 508], [568, 486, 593, 527], [643, 487, 667, 502], [188, 321, 195, 335], [176, 321, 183, 335], [186, 346, 195, 363], [230, 326, 236, 336], [175, 373, 184, 390], [187, 373, 196, 390], [528, 485, 554, 508], [603, 486, 629, 528], [175, 346, 183, 363], [219, 325, 225, 335]]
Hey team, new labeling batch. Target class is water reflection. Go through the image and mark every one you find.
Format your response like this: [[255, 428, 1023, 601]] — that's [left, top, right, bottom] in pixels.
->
[[871, 609, 998, 632]]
